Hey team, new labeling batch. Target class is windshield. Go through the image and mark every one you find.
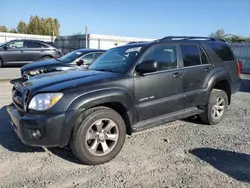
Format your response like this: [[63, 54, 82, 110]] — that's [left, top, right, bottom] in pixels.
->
[[0, 42, 8, 47], [88, 45, 142, 73], [57, 50, 84, 63]]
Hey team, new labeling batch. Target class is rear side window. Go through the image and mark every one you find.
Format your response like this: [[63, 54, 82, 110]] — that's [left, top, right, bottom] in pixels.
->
[[26, 41, 42, 48], [207, 43, 235, 61], [180, 44, 201, 67], [199, 46, 210, 64]]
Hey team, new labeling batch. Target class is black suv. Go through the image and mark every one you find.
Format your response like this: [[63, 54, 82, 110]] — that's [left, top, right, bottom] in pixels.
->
[[0, 39, 63, 67], [7, 36, 241, 165], [20, 49, 106, 81]]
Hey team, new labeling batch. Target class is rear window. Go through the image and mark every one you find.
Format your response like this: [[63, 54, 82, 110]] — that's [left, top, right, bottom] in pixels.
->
[[208, 43, 235, 61], [46, 42, 59, 49]]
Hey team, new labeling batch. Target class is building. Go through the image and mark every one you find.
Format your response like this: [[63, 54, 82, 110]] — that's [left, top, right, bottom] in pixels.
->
[[55, 33, 155, 54]]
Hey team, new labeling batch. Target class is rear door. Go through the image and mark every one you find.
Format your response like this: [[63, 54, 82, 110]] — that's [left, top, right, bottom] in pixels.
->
[[23, 41, 45, 62], [178, 43, 213, 108]]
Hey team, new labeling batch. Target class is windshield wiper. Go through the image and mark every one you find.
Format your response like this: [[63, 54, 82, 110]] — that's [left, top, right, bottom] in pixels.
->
[[55, 58, 63, 62], [95, 69, 116, 73]]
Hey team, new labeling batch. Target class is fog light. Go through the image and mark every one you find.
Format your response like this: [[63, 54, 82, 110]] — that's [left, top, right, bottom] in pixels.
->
[[30, 129, 42, 139]]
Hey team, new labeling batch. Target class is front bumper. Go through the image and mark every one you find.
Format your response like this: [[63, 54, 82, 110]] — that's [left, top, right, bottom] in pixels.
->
[[7, 103, 76, 147]]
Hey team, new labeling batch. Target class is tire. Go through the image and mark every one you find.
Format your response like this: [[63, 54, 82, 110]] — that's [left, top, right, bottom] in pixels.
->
[[0, 58, 3, 67], [70, 106, 126, 165], [199, 89, 228, 125], [41, 56, 52, 60]]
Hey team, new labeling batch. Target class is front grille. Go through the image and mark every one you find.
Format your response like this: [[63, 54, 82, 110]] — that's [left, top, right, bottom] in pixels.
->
[[12, 83, 30, 112], [12, 88, 24, 111]]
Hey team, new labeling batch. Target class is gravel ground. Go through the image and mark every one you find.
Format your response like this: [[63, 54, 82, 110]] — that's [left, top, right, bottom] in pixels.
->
[[0, 76, 250, 188]]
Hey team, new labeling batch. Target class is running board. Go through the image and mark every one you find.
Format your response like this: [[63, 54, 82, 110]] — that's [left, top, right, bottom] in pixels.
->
[[131, 107, 204, 132]]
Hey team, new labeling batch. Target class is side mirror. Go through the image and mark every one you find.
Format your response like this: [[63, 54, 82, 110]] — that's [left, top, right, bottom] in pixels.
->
[[135, 60, 158, 74], [76, 59, 84, 66], [3, 46, 8, 50]]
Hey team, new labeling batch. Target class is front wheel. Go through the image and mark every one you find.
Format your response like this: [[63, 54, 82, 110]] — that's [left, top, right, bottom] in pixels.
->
[[199, 89, 228, 125], [70, 107, 126, 165]]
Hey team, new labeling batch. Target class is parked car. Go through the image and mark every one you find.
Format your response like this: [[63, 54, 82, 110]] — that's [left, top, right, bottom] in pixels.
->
[[21, 48, 106, 81], [0, 39, 63, 67], [7, 36, 241, 165]]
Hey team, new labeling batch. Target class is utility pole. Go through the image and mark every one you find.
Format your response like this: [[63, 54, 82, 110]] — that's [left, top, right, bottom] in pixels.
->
[[85, 25, 88, 49], [52, 30, 54, 42]]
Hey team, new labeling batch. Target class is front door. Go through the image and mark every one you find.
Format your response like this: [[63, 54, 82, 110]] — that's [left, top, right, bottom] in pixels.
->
[[134, 43, 185, 121], [2, 40, 25, 63]]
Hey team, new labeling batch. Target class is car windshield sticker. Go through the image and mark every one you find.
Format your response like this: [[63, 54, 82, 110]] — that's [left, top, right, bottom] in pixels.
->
[[125, 47, 142, 53]]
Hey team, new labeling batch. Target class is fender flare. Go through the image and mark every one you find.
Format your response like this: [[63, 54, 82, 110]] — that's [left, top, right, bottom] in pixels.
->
[[60, 88, 135, 145]]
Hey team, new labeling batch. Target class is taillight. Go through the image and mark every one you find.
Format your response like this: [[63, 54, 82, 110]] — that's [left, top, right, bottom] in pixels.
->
[[237, 61, 243, 76]]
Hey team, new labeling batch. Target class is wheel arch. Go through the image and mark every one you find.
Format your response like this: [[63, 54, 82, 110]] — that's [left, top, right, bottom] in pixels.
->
[[206, 71, 232, 105], [61, 89, 136, 146]]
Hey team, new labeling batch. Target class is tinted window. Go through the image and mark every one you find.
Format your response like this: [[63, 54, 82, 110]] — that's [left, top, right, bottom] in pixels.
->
[[7, 41, 24, 48], [143, 44, 177, 71], [26, 41, 43, 48], [207, 43, 234, 61], [180, 44, 201, 67], [199, 46, 210, 64]]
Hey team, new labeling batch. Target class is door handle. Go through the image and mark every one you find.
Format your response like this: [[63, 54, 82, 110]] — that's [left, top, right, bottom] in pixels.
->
[[173, 72, 181, 78], [205, 67, 211, 73]]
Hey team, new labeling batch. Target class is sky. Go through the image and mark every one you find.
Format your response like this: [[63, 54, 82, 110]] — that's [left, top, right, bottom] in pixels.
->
[[0, 0, 249, 39]]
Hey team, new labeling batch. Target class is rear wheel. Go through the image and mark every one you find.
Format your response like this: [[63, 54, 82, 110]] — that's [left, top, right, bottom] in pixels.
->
[[70, 107, 126, 165], [199, 89, 228, 125], [41, 56, 53, 60], [0, 58, 3, 67]]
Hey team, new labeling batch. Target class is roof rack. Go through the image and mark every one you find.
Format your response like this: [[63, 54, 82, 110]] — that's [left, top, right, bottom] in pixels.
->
[[160, 36, 221, 41]]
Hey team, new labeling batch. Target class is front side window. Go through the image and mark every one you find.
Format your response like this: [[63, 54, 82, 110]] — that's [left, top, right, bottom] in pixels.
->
[[88, 45, 143, 73], [81, 53, 96, 65], [7, 41, 24, 48], [180, 44, 201, 67], [142, 44, 177, 71]]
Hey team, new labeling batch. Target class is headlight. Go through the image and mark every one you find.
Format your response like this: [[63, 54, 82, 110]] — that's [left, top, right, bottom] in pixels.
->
[[29, 70, 40, 76], [29, 68, 46, 76], [28, 93, 63, 111]]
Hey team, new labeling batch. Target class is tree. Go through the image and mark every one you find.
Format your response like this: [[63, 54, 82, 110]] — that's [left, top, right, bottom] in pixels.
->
[[17, 21, 27, 34], [210, 29, 250, 43], [9, 28, 17, 33], [209, 29, 228, 39], [0, 25, 8, 32], [0, 16, 60, 35], [28, 15, 42, 35]]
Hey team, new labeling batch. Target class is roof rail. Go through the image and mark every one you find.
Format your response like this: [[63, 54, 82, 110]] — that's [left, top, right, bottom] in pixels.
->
[[160, 36, 221, 41], [127, 41, 147, 44]]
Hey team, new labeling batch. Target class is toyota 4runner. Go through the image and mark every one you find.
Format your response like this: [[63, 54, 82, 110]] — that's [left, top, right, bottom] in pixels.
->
[[7, 36, 241, 165]]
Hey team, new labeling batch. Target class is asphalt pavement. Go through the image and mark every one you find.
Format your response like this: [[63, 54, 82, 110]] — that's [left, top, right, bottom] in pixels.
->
[[0, 68, 21, 80]]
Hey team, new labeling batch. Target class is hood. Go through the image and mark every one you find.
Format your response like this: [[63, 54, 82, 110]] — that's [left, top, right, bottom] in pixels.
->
[[21, 59, 63, 71], [22, 69, 122, 92]]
